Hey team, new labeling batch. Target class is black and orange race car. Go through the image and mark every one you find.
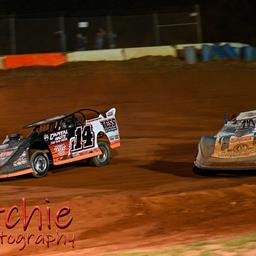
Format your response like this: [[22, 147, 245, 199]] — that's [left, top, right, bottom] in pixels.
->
[[0, 108, 120, 178]]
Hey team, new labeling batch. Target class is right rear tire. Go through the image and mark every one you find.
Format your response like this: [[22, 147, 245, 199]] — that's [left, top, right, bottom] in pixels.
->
[[90, 141, 111, 167]]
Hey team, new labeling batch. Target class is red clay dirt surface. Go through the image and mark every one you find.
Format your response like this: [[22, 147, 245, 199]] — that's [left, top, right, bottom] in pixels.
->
[[1, 58, 256, 255]]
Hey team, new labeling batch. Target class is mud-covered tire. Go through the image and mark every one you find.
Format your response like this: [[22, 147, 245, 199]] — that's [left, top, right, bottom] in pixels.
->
[[91, 141, 111, 167], [31, 151, 49, 178], [193, 166, 217, 176], [193, 166, 205, 175]]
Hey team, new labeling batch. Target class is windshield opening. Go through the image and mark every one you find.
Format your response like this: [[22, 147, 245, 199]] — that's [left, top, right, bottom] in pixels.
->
[[237, 119, 255, 130]]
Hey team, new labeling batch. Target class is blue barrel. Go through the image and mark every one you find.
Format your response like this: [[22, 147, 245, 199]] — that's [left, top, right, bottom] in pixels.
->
[[233, 47, 241, 58], [201, 45, 212, 62], [222, 44, 239, 59], [212, 43, 226, 60], [184, 46, 197, 64], [243, 46, 254, 61]]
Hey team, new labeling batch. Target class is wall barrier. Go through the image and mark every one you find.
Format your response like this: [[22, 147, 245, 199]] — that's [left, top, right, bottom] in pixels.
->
[[175, 42, 249, 50], [201, 45, 212, 62], [0, 42, 254, 69], [0, 57, 5, 70], [184, 47, 197, 64], [67, 45, 177, 62], [1, 45, 178, 69], [123, 46, 177, 60], [67, 49, 124, 62], [3, 53, 67, 69], [242, 46, 255, 61], [178, 43, 253, 64]]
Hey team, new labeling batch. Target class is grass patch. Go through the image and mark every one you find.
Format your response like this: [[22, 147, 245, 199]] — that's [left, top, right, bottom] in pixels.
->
[[105, 247, 185, 256], [222, 232, 256, 249], [199, 251, 219, 256], [104, 232, 256, 256], [185, 240, 213, 250]]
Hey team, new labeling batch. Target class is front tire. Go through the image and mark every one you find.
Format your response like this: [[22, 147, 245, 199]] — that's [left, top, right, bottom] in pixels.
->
[[193, 166, 217, 176], [91, 141, 110, 167], [31, 151, 49, 178]]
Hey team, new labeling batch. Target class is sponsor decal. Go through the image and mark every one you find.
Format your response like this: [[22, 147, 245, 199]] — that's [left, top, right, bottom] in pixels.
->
[[48, 130, 68, 145], [230, 135, 253, 143], [109, 134, 119, 141], [54, 144, 66, 157], [212, 140, 256, 158], [100, 118, 117, 133], [13, 152, 28, 167], [0, 151, 13, 159], [70, 148, 99, 158], [107, 111, 113, 116], [43, 134, 49, 141], [72, 152, 80, 157]]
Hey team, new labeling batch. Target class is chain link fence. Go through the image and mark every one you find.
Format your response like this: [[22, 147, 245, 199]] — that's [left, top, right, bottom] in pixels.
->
[[0, 5, 201, 55]]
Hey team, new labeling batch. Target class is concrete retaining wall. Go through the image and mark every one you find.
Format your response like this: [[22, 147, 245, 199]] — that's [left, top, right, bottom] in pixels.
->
[[67, 43, 247, 63], [67, 49, 124, 62], [123, 45, 177, 60], [67, 45, 177, 62], [0, 42, 252, 69]]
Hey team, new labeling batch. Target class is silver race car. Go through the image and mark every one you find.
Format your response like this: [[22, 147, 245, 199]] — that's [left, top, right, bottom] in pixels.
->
[[194, 110, 256, 171]]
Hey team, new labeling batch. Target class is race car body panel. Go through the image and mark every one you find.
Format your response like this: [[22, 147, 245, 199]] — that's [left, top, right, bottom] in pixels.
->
[[0, 133, 38, 177], [44, 108, 120, 165], [194, 110, 256, 170], [0, 107, 120, 178]]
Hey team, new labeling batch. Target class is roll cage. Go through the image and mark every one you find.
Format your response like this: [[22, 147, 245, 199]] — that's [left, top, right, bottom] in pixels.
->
[[237, 118, 255, 130], [24, 109, 104, 133]]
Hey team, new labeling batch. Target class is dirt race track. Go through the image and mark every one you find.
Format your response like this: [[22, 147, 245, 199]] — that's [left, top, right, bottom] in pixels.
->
[[1, 58, 256, 255]]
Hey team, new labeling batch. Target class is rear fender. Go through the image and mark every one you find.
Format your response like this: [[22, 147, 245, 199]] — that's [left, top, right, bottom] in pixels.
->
[[89, 108, 120, 149]]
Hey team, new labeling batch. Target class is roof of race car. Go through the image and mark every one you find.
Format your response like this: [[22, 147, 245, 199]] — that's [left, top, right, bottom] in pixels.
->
[[236, 110, 256, 121], [23, 109, 102, 129], [24, 115, 66, 128]]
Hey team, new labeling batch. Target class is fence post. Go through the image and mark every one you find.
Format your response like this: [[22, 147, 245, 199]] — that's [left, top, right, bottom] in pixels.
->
[[9, 15, 16, 54], [195, 4, 202, 43], [59, 16, 67, 52], [153, 13, 160, 45], [106, 15, 112, 32]]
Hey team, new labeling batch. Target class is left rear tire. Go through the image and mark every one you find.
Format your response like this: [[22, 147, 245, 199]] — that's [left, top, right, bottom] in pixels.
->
[[31, 151, 49, 178]]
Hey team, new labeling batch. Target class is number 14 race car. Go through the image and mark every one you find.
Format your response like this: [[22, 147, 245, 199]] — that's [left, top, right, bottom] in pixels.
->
[[0, 108, 120, 178]]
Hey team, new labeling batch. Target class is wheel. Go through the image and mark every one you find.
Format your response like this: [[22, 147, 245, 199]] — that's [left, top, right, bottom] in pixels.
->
[[31, 151, 49, 178], [91, 141, 111, 167], [193, 166, 217, 176], [193, 166, 204, 175]]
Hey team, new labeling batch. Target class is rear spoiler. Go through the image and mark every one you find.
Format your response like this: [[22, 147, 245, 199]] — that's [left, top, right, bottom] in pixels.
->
[[104, 108, 116, 118]]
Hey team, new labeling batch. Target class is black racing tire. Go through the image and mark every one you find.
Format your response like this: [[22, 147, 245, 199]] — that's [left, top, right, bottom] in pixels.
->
[[193, 166, 218, 176], [31, 151, 49, 178], [91, 141, 111, 167]]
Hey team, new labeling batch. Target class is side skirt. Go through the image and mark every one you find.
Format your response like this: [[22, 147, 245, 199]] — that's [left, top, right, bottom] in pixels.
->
[[0, 168, 33, 179]]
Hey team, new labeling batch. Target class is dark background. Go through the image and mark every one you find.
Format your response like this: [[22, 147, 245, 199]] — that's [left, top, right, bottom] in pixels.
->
[[0, 0, 254, 43]]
